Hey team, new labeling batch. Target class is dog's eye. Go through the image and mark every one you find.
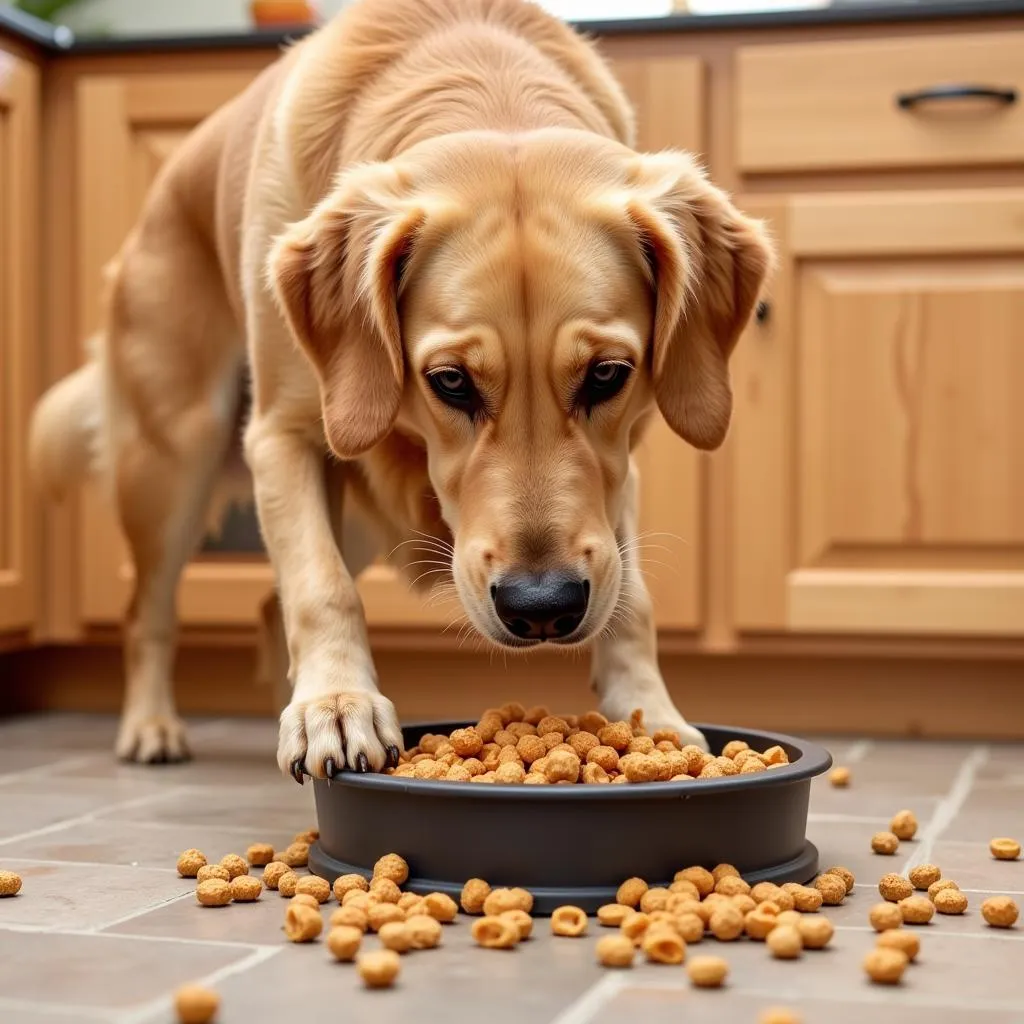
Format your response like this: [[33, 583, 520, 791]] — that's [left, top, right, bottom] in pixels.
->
[[427, 366, 479, 415], [580, 360, 632, 410]]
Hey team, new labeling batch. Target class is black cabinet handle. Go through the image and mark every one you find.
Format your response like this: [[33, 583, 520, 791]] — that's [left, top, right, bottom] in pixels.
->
[[896, 84, 1018, 110]]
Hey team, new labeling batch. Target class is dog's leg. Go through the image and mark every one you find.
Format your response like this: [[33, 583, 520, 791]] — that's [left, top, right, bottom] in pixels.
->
[[590, 460, 708, 750], [244, 418, 401, 781]]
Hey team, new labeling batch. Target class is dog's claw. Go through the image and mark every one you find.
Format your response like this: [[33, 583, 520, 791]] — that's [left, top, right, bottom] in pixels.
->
[[324, 757, 339, 780], [356, 753, 370, 774], [386, 745, 401, 769], [290, 759, 306, 785]]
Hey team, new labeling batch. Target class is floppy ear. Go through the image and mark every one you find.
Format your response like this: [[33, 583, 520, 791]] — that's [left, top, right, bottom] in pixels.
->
[[627, 153, 774, 450], [268, 163, 425, 459]]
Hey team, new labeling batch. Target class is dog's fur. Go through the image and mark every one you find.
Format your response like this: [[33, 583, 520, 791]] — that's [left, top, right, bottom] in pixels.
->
[[30, 0, 772, 775]]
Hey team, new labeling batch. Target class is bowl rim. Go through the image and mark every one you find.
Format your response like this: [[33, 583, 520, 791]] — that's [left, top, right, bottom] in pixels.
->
[[316, 722, 832, 801]]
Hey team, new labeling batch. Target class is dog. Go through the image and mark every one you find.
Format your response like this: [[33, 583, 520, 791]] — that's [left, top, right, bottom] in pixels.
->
[[29, 0, 772, 779]]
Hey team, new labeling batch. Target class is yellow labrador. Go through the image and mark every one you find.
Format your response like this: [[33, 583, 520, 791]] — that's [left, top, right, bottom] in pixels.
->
[[30, 0, 772, 777]]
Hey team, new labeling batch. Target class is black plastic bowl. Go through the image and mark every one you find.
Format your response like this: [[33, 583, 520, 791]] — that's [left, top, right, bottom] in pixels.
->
[[309, 722, 831, 914]]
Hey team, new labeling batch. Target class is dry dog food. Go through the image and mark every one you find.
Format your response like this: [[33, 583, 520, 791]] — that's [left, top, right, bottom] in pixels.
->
[[370, 878, 401, 904], [368, 903, 405, 932], [908, 864, 941, 890], [890, 810, 918, 841], [472, 915, 519, 949], [876, 928, 920, 962], [709, 906, 745, 942], [229, 876, 262, 902], [374, 853, 410, 885], [796, 916, 833, 950], [829, 767, 851, 787], [176, 850, 208, 878], [330, 905, 369, 932], [990, 838, 1021, 861], [639, 887, 671, 913], [333, 873, 369, 901], [596, 934, 635, 967], [391, 708, 790, 784], [196, 879, 232, 907], [378, 920, 412, 953], [293, 829, 319, 845], [296, 876, 331, 904], [759, 1010, 801, 1024], [277, 872, 299, 898], [500, 909, 533, 940], [290, 893, 320, 910], [597, 903, 632, 926], [278, 843, 309, 868], [551, 906, 588, 937], [196, 865, 231, 884], [423, 892, 459, 922], [174, 984, 219, 1024], [813, 874, 847, 906], [933, 888, 968, 915], [483, 888, 533, 915], [357, 949, 401, 988], [863, 946, 908, 984], [642, 927, 686, 964], [981, 896, 1019, 928], [246, 843, 275, 867], [898, 895, 935, 925], [745, 907, 779, 941], [405, 914, 443, 949], [823, 866, 856, 893], [687, 955, 729, 988], [927, 879, 959, 901], [616, 878, 648, 907], [0, 871, 23, 897], [869, 903, 904, 932], [219, 854, 248, 879], [878, 874, 913, 902], [620, 911, 651, 943], [871, 832, 900, 855], [460, 878, 491, 914], [284, 903, 323, 942], [766, 924, 802, 959], [326, 925, 363, 961]]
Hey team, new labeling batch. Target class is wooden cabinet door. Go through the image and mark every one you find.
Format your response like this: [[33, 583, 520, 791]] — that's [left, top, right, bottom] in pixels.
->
[[732, 190, 1024, 637], [0, 50, 39, 637], [610, 54, 705, 631]]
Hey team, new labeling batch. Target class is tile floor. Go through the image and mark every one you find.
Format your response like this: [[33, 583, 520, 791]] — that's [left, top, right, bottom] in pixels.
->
[[0, 715, 1021, 1023]]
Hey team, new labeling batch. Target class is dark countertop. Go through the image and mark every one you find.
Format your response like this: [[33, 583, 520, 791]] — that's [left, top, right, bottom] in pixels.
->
[[1, 0, 1022, 55]]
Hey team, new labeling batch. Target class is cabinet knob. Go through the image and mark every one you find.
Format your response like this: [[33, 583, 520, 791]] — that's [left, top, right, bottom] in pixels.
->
[[896, 84, 1018, 110]]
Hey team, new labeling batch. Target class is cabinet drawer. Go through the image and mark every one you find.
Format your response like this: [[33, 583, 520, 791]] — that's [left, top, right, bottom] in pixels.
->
[[737, 33, 1024, 173]]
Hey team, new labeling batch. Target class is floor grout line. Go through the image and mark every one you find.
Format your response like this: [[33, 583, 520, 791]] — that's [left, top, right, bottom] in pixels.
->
[[546, 973, 627, 1024], [1, 857, 180, 874], [0, 996, 115, 1021], [117, 944, 283, 1024], [88, 890, 196, 934], [0, 922, 274, 951], [900, 745, 989, 876], [0, 755, 104, 787]]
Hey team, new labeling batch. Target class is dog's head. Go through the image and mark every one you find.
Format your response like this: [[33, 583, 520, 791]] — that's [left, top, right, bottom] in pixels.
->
[[269, 130, 772, 648]]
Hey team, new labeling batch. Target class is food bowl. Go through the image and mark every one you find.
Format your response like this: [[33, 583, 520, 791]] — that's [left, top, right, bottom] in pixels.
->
[[309, 722, 831, 914]]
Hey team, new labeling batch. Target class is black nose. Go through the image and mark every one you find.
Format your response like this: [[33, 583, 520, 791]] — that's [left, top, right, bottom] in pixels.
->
[[491, 572, 589, 640]]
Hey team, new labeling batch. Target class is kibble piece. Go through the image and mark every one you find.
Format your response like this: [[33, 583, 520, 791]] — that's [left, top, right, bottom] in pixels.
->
[[676, 866, 715, 898], [898, 895, 935, 925], [500, 909, 534, 941], [597, 903, 632, 927], [368, 902, 406, 932], [326, 924, 363, 961], [620, 911, 651, 943], [472, 915, 519, 949], [871, 832, 900, 856], [483, 887, 533, 916], [330, 905, 368, 932], [398, 891, 422, 911], [370, 877, 402, 904], [744, 908, 779, 941], [446, 765, 472, 781], [863, 946, 908, 985], [813, 874, 846, 906], [570, 732, 601, 760], [933, 888, 968, 915], [586, 745, 620, 773], [670, 879, 701, 902], [277, 872, 299, 898], [878, 874, 913, 902], [174, 985, 219, 1024], [260, 862, 291, 891], [928, 879, 960, 901], [461, 878, 491, 915], [495, 762, 527, 784], [358, 949, 401, 988], [596, 933, 635, 967], [517, 735, 547, 765], [758, 1010, 801, 1024], [642, 926, 686, 964], [796, 915, 834, 950], [449, 727, 483, 757], [405, 913, 443, 949], [196, 879, 232, 907], [423, 892, 458, 923], [829, 767, 851, 787], [730, 894, 757, 917], [876, 928, 920, 962], [687, 955, 729, 988], [890, 810, 918, 841], [981, 896, 1019, 928], [775, 910, 802, 928], [374, 920, 410, 954], [824, 866, 856, 893], [219, 854, 248, 879], [639, 888, 671, 914], [597, 722, 632, 752], [869, 902, 904, 932], [675, 913, 705, 944], [293, 829, 319, 844], [279, 843, 310, 868], [990, 837, 1021, 861], [552, 905, 588, 937], [333, 873, 370, 901], [230, 875, 263, 902], [284, 903, 323, 942], [628, 736, 656, 755], [536, 715, 570, 738], [770, 889, 795, 912], [196, 864, 231, 884], [582, 763, 610, 784], [246, 843, 275, 867], [782, 884, 822, 913], [293, 876, 329, 904], [750, 882, 781, 905], [709, 906, 744, 942], [908, 864, 941, 891], [715, 876, 750, 897], [616, 877, 648, 908], [767, 924, 802, 959], [176, 850, 208, 878], [721, 740, 749, 759], [342, 890, 371, 910], [709, 864, 738, 884], [740, 760, 767, 775], [543, 750, 581, 784]]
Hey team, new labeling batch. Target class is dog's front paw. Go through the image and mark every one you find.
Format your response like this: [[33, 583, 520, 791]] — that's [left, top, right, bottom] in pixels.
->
[[278, 691, 403, 783], [116, 714, 190, 764]]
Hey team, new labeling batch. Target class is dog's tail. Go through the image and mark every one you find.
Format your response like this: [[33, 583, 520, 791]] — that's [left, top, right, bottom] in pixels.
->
[[29, 337, 105, 501]]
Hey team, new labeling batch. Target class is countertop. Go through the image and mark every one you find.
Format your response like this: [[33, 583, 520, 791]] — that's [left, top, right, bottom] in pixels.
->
[[1, 0, 1022, 55]]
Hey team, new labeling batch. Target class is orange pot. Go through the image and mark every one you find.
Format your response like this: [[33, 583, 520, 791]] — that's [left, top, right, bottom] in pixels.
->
[[250, 1, 319, 28]]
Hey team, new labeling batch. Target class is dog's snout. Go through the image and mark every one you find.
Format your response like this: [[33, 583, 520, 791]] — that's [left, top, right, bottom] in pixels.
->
[[491, 572, 589, 640]]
